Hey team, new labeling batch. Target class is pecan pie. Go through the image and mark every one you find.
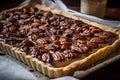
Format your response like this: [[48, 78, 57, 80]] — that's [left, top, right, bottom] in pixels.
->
[[0, 3, 120, 78]]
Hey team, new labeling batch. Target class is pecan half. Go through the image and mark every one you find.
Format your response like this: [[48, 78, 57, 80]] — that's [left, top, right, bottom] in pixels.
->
[[90, 38, 104, 43], [50, 27, 56, 35], [53, 40, 60, 45], [32, 22, 40, 27], [41, 49, 49, 53], [87, 41, 99, 49], [41, 53, 52, 62], [19, 39, 34, 48], [6, 18, 13, 22], [61, 45, 69, 50], [30, 28, 42, 34], [36, 38, 47, 45], [81, 30, 92, 37], [51, 35, 59, 41], [20, 14, 29, 19], [45, 44, 59, 51], [60, 21, 69, 27], [73, 34, 86, 40], [71, 44, 83, 53], [14, 11, 22, 15], [52, 51, 64, 61], [13, 15, 19, 20], [29, 46, 41, 57], [28, 35, 39, 40], [63, 50, 78, 58], [31, 7, 38, 11], [56, 30, 63, 35], [73, 20, 83, 26], [6, 22, 14, 27], [94, 33, 102, 37], [91, 28, 102, 33], [59, 37, 71, 45], [23, 47, 29, 53], [50, 14, 57, 21], [18, 19, 26, 25], [39, 24, 48, 31], [78, 44, 88, 52], [9, 26, 17, 32], [99, 34, 113, 43], [65, 29, 73, 35], [103, 31, 116, 38], [75, 27, 83, 33], [99, 31, 116, 42], [43, 11, 52, 17], [29, 7, 38, 14], [33, 19, 41, 23], [51, 20, 59, 26], [40, 17, 47, 23], [20, 27, 30, 35], [11, 37, 24, 42], [60, 41, 70, 45], [77, 40, 86, 44], [51, 35, 56, 41]]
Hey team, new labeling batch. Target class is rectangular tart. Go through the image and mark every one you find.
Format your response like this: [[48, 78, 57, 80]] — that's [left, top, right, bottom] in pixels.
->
[[0, 3, 120, 78]]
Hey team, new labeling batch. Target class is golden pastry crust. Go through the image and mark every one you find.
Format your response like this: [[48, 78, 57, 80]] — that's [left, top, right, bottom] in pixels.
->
[[0, 3, 120, 78]]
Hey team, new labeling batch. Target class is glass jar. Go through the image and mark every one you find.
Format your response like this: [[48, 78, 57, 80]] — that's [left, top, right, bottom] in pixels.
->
[[80, 0, 107, 18]]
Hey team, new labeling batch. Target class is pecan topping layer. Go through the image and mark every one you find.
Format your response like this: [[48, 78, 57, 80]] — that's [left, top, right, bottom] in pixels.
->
[[0, 7, 118, 66]]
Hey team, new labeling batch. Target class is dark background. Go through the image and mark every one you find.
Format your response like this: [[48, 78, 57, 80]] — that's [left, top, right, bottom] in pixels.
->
[[1, 0, 120, 9], [62, 0, 120, 20], [62, 0, 120, 7]]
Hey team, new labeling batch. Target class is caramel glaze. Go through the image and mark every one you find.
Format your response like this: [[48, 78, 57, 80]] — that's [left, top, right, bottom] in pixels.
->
[[0, 7, 118, 67], [51, 53, 90, 67]]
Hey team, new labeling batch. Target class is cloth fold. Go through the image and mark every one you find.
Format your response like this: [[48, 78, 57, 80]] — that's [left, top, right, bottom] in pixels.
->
[[0, 56, 38, 80]]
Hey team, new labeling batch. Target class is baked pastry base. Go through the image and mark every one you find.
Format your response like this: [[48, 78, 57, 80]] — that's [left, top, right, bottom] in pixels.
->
[[0, 3, 120, 78]]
